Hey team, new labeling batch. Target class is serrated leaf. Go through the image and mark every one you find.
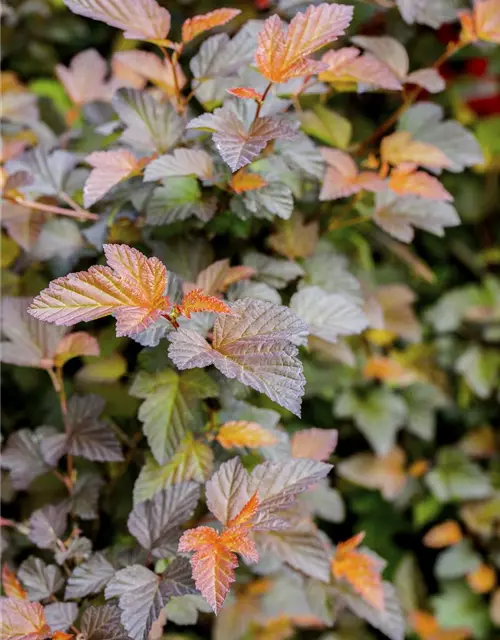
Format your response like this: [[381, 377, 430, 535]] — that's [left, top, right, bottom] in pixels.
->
[[178, 518, 259, 614], [18, 558, 64, 602], [27, 504, 68, 551], [65, 472, 104, 520], [55, 536, 92, 566], [29, 244, 171, 338], [83, 150, 140, 208], [44, 603, 77, 633], [65, 553, 116, 600], [335, 388, 408, 455], [8, 147, 76, 196], [381, 131, 452, 170], [147, 177, 216, 225], [332, 532, 385, 610], [255, 4, 353, 83], [2, 566, 26, 600], [130, 368, 217, 464], [180, 289, 232, 319], [105, 560, 196, 640], [374, 190, 460, 243], [188, 107, 297, 171], [255, 522, 331, 581], [182, 8, 241, 43], [1, 428, 52, 490], [243, 252, 304, 290], [133, 435, 213, 504], [339, 581, 405, 640], [1, 297, 68, 369], [319, 148, 383, 200], [127, 483, 200, 557], [398, 103, 484, 172], [64, 0, 171, 41], [320, 47, 402, 90], [0, 598, 50, 640], [290, 428, 338, 461], [168, 298, 307, 415], [194, 259, 255, 296], [216, 421, 278, 450], [112, 89, 184, 153], [233, 180, 294, 220], [290, 286, 368, 343], [66, 394, 123, 461], [144, 149, 213, 182], [388, 164, 453, 201], [80, 604, 129, 640]]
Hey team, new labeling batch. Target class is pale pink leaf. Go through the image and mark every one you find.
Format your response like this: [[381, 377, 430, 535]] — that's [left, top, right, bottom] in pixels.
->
[[193, 259, 255, 296], [0, 598, 50, 640], [144, 148, 213, 182], [168, 299, 307, 415], [64, 0, 171, 41], [290, 428, 338, 461], [53, 331, 100, 367], [350, 35, 409, 79], [188, 107, 297, 172], [83, 150, 139, 208], [319, 149, 384, 200], [112, 50, 186, 95], [55, 49, 109, 105], [406, 68, 445, 93], [321, 48, 402, 90]]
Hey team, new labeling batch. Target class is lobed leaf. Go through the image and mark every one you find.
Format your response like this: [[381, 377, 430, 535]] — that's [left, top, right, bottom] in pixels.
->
[[182, 8, 241, 44]]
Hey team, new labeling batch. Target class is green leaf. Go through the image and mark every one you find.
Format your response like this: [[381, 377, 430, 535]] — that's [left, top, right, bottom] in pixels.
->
[[130, 368, 218, 465], [456, 345, 500, 399], [133, 434, 213, 504], [299, 105, 352, 149], [147, 177, 216, 225], [432, 582, 492, 639], [425, 448, 492, 503], [435, 540, 482, 580], [335, 388, 407, 455]]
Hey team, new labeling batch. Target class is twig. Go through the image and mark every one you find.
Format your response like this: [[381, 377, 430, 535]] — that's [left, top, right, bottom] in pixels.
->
[[48, 367, 74, 493], [352, 42, 463, 155], [9, 196, 98, 221]]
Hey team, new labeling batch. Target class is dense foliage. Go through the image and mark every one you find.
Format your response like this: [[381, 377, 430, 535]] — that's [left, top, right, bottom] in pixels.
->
[[1, 1, 500, 639]]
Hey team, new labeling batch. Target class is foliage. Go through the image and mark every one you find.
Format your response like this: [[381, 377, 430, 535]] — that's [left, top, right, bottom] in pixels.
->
[[1, 1, 499, 640]]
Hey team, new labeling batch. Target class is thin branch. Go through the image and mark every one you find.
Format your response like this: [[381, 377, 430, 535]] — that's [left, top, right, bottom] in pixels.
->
[[9, 196, 98, 221]]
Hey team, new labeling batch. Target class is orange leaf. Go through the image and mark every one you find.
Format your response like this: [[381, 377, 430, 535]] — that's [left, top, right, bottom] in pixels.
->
[[466, 563, 496, 594], [423, 521, 463, 548], [409, 610, 472, 640], [191, 259, 256, 296], [389, 164, 453, 201], [2, 565, 27, 600], [52, 634, 73, 640], [381, 132, 452, 170], [408, 459, 430, 478], [332, 532, 385, 611], [28, 244, 171, 338], [227, 87, 265, 102], [179, 523, 259, 614], [459, 0, 500, 44], [0, 598, 50, 640], [363, 355, 417, 385], [227, 493, 260, 528], [320, 149, 384, 201], [255, 4, 353, 83], [216, 421, 278, 450], [53, 331, 100, 368], [179, 288, 232, 319], [231, 170, 268, 194], [182, 8, 241, 43]]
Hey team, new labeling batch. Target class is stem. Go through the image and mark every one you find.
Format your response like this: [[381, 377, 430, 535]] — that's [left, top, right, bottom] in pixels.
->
[[253, 82, 273, 122], [328, 214, 367, 232], [59, 191, 91, 218], [48, 367, 74, 493], [159, 45, 184, 113], [353, 42, 463, 155], [9, 196, 98, 221]]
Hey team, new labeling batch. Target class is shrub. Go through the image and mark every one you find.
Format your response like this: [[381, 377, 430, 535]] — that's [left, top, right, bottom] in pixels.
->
[[1, 1, 499, 639]]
